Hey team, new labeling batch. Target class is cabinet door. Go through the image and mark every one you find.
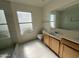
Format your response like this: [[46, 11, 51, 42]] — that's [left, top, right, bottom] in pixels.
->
[[50, 37, 60, 54], [43, 34, 50, 47], [62, 45, 79, 58]]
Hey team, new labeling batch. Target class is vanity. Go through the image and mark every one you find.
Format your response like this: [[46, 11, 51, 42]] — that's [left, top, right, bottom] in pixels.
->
[[43, 29, 79, 58]]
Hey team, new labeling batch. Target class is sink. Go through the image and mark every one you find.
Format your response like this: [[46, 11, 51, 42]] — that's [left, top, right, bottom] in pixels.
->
[[50, 31, 60, 36]]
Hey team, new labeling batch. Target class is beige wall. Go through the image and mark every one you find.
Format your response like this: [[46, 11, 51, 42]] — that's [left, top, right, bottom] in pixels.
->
[[0, 1, 43, 49], [10, 2, 43, 43]]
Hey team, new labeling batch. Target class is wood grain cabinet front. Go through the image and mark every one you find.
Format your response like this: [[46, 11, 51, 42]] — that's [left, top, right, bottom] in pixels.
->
[[43, 31, 79, 58], [43, 34, 50, 47], [62, 45, 79, 58], [60, 38, 79, 58], [50, 37, 60, 55]]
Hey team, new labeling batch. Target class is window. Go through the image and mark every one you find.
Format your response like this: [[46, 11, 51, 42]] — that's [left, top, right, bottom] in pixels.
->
[[50, 14, 56, 28], [17, 11, 33, 34], [0, 10, 10, 38]]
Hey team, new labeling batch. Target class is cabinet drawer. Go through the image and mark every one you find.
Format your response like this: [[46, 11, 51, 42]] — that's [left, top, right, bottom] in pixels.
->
[[62, 38, 79, 51]]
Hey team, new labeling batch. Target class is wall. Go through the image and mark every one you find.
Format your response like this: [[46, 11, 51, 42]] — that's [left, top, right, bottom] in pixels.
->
[[43, 10, 62, 32], [43, 0, 79, 32], [61, 3, 79, 30], [10, 2, 43, 43], [0, 0, 43, 49]]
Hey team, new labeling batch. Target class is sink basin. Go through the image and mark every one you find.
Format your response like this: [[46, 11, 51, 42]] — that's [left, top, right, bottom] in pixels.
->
[[50, 31, 60, 36]]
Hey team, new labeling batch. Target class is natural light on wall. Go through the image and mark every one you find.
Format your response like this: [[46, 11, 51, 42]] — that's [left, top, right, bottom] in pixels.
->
[[50, 14, 56, 28], [17, 11, 33, 35], [0, 10, 10, 38]]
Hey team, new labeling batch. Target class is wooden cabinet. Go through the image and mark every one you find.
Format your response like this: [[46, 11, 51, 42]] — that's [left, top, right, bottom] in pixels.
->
[[43, 34, 50, 47], [50, 37, 60, 55], [43, 31, 79, 58], [43, 32, 60, 56], [60, 38, 79, 58], [59, 43, 64, 57], [62, 45, 79, 58]]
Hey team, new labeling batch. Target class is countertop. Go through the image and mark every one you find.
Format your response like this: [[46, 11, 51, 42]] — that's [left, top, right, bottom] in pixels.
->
[[43, 30, 79, 44]]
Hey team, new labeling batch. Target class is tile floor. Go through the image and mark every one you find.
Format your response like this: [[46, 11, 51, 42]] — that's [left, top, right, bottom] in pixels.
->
[[12, 40, 58, 58]]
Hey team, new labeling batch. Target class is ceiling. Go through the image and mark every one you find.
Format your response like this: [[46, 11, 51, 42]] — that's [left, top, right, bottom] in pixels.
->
[[7, 0, 53, 7]]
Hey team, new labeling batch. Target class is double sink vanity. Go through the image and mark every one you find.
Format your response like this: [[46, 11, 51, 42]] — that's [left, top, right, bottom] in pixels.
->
[[43, 29, 79, 58]]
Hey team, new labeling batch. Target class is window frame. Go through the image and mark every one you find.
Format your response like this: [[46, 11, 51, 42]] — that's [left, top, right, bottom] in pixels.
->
[[0, 9, 7, 25], [16, 11, 33, 34], [50, 14, 56, 28], [0, 9, 10, 38]]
